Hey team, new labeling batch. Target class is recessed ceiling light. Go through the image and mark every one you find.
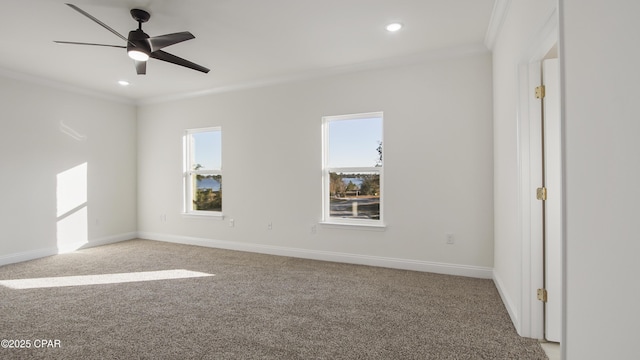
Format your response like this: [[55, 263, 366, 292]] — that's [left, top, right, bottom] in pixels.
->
[[386, 23, 403, 32], [118, 80, 130, 86]]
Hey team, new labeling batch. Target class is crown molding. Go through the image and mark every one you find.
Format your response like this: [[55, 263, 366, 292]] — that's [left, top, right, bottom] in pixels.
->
[[484, 0, 511, 50], [0, 67, 134, 105], [138, 43, 490, 105], [2, 40, 491, 107]]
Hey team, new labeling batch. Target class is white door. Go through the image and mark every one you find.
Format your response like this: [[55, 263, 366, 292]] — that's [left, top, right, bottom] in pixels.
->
[[543, 58, 562, 342]]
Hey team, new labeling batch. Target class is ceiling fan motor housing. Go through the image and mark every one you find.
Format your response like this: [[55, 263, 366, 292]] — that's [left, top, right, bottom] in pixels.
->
[[127, 29, 151, 56]]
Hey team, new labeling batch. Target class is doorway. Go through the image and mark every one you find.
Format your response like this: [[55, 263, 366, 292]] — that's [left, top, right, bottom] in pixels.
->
[[517, 34, 563, 349]]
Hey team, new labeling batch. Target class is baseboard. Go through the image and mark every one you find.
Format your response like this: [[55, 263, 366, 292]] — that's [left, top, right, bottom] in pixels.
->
[[137, 232, 493, 279], [61, 232, 138, 253], [0, 232, 137, 267], [493, 270, 521, 333], [0, 247, 57, 267], [1, 231, 494, 280]]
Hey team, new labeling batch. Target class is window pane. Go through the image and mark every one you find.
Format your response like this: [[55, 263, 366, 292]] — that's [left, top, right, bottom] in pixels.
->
[[328, 117, 382, 168], [329, 172, 380, 220], [192, 131, 221, 170], [192, 174, 222, 211]]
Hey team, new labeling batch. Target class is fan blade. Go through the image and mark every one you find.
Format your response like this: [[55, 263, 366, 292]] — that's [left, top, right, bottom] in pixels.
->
[[135, 60, 147, 75], [147, 32, 195, 52], [54, 41, 126, 49], [151, 50, 210, 73], [65, 3, 130, 44]]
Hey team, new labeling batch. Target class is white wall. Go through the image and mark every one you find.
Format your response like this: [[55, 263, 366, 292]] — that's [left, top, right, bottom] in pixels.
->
[[138, 52, 495, 276], [0, 74, 138, 264], [561, 1, 640, 359], [491, 0, 557, 336]]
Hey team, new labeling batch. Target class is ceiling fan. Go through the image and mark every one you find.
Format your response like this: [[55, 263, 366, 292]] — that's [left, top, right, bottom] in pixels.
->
[[54, 3, 210, 75]]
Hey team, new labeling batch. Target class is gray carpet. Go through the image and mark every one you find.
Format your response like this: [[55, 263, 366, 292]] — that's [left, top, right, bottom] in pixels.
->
[[0, 239, 547, 359]]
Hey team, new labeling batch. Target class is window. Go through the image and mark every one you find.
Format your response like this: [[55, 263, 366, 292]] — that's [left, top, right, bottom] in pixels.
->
[[183, 127, 222, 216], [322, 112, 383, 226]]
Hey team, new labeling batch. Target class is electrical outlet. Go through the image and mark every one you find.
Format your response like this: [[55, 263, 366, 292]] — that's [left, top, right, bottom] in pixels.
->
[[446, 233, 454, 244], [267, 222, 273, 230], [311, 225, 317, 234], [229, 219, 235, 227]]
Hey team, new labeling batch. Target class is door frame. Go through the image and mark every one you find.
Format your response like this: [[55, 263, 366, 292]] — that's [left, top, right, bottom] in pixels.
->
[[516, 8, 560, 340]]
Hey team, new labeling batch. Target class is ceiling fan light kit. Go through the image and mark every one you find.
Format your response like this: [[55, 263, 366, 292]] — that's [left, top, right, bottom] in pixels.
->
[[127, 49, 150, 62], [55, 3, 209, 75]]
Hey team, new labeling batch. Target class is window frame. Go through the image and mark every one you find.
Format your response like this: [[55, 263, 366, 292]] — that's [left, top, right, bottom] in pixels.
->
[[321, 112, 384, 227], [183, 127, 223, 218]]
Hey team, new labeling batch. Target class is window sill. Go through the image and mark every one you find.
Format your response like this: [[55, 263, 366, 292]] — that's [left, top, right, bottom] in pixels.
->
[[319, 221, 387, 231], [182, 212, 224, 220]]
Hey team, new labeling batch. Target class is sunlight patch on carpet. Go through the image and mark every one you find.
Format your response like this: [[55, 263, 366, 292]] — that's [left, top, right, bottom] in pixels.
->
[[0, 269, 214, 289]]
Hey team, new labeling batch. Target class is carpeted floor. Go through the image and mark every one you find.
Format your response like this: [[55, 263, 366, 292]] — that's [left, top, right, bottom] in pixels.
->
[[0, 239, 547, 359]]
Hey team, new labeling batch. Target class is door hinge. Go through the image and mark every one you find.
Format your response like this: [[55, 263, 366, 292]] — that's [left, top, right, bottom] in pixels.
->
[[536, 187, 547, 201], [537, 288, 548, 302], [535, 85, 546, 99]]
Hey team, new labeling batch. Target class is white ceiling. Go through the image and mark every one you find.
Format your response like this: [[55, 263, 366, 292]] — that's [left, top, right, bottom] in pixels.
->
[[0, 0, 495, 103]]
